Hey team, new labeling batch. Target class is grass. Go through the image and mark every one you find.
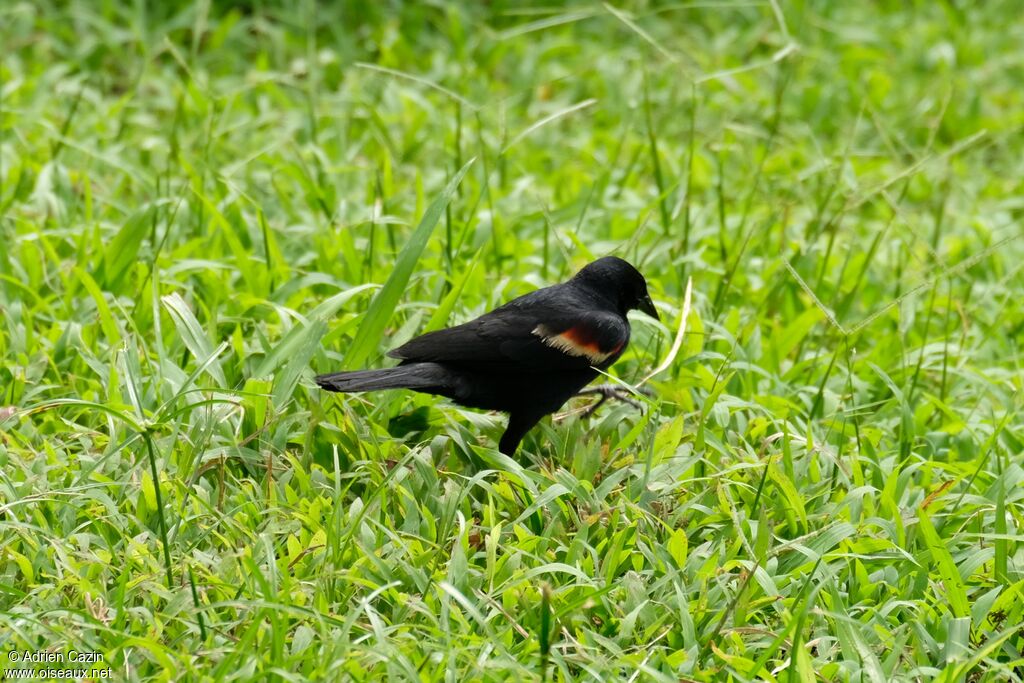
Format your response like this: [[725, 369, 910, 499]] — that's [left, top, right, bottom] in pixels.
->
[[1, 0, 1023, 680]]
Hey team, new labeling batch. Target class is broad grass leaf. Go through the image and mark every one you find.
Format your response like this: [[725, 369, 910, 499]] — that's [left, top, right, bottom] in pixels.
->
[[614, 408, 652, 453], [511, 483, 568, 527], [767, 462, 808, 529], [272, 320, 327, 408], [424, 249, 482, 332], [162, 293, 226, 386], [795, 645, 816, 683], [98, 206, 154, 292], [76, 267, 121, 345], [652, 414, 685, 462], [667, 528, 688, 569], [242, 378, 272, 435], [770, 307, 822, 371], [343, 159, 474, 370], [255, 284, 374, 379], [917, 507, 969, 618], [682, 305, 703, 359]]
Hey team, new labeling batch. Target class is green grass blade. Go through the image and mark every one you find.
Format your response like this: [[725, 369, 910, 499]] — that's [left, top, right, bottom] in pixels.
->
[[162, 292, 227, 386], [96, 205, 154, 293], [917, 506, 970, 619], [342, 158, 475, 370], [272, 320, 327, 408]]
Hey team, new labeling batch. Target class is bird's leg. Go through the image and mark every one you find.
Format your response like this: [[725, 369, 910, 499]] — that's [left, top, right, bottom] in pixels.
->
[[577, 391, 609, 417], [499, 411, 543, 456], [575, 384, 650, 417]]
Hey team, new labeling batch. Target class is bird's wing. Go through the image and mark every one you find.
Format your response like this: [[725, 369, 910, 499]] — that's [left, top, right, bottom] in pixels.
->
[[387, 304, 629, 371]]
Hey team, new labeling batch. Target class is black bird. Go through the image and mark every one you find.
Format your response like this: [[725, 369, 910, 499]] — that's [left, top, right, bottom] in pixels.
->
[[315, 256, 658, 455]]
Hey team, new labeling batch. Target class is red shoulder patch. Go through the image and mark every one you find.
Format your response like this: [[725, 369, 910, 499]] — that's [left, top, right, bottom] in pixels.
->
[[533, 324, 620, 364]]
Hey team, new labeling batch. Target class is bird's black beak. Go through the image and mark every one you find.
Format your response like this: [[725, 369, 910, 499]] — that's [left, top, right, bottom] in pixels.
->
[[639, 294, 659, 320]]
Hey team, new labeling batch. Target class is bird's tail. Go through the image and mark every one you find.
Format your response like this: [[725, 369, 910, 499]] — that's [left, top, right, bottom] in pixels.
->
[[314, 363, 448, 393]]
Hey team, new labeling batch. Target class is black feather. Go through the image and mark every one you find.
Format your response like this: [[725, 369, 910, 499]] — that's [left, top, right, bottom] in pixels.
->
[[315, 363, 450, 393]]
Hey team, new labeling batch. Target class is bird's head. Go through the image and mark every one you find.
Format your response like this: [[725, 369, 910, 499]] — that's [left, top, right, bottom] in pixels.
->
[[573, 256, 659, 320]]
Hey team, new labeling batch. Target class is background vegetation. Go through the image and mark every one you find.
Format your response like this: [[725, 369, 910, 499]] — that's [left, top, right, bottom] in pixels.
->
[[1, 0, 1022, 680]]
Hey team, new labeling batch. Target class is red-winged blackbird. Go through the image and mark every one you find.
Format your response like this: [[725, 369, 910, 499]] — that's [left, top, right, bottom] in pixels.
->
[[316, 256, 658, 455]]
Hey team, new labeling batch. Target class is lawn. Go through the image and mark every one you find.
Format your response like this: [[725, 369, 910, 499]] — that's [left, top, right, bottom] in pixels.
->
[[1, 1, 1022, 680]]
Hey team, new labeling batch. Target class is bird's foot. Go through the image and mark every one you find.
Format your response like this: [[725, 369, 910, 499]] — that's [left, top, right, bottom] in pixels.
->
[[575, 384, 651, 417]]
